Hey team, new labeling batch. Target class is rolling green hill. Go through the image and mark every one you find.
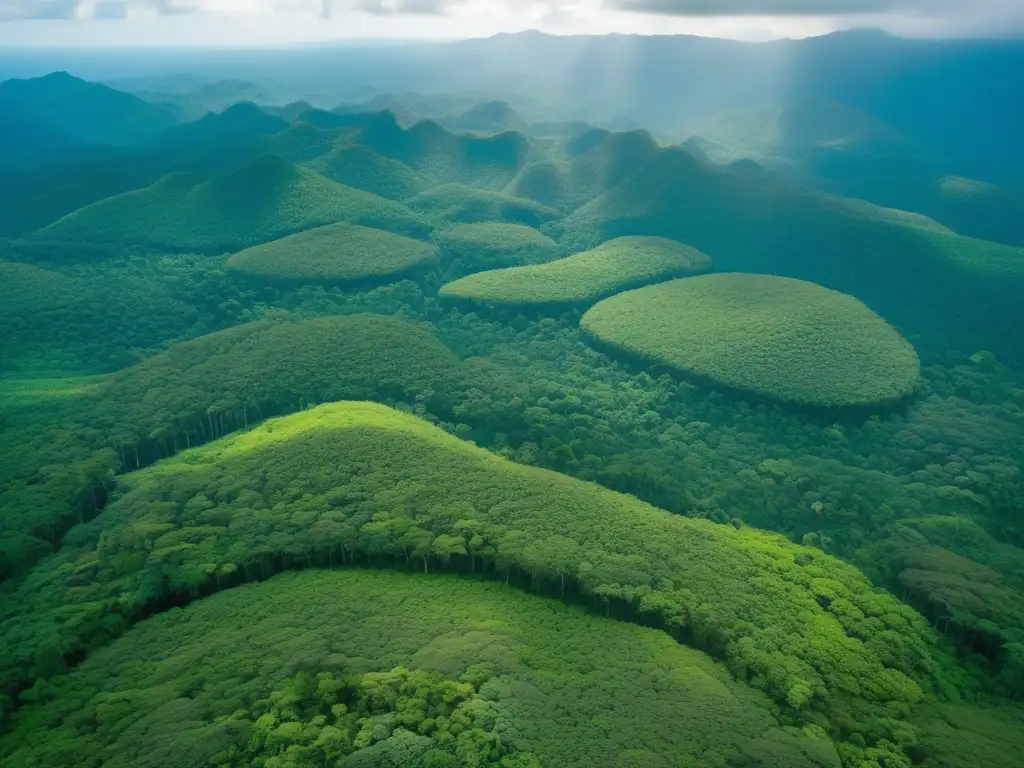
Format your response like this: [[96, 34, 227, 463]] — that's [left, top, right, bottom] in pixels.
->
[[226, 222, 438, 284], [562, 146, 1024, 363], [305, 143, 426, 200], [435, 222, 567, 272], [340, 111, 530, 189], [581, 273, 920, 408], [440, 99, 531, 134], [409, 183, 560, 226], [0, 315, 462, 583], [510, 128, 661, 212], [0, 401, 947, 765], [30, 155, 432, 252], [0, 569, 839, 768], [440, 236, 711, 309]]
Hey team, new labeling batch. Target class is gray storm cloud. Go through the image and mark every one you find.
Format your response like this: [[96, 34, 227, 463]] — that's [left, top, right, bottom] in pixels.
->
[[2, 0, 1020, 27], [608, 0, 956, 15]]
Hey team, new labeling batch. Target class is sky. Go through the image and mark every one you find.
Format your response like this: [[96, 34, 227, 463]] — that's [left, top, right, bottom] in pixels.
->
[[0, 0, 1022, 46]]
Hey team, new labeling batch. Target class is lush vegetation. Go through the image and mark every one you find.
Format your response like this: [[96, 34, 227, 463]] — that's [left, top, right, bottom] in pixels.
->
[[0, 569, 846, 767], [305, 143, 427, 200], [434, 223, 566, 275], [0, 401, 956, 766], [581, 274, 921, 408], [0, 256, 204, 373], [226, 222, 438, 284], [31, 155, 431, 252], [408, 183, 560, 227], [561, 146, 1024, 365], [439, 236, 711, 308], [4, 67, 1024, 768], [0, 313, 461, 583]]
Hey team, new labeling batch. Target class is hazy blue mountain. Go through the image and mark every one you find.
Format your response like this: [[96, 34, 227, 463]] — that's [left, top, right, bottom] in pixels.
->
[[0, 71, 178, 145]]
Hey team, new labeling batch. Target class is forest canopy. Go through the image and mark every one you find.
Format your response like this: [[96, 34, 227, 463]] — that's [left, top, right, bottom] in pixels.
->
[[439, 236, 711, 308], [2, 59, 1024, 768], [581, 273, 922, 408], [226, 222, 439, 284]]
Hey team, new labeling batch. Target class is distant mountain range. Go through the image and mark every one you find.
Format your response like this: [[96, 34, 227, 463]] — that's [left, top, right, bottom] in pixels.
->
[[2, 30, 1021, 186]]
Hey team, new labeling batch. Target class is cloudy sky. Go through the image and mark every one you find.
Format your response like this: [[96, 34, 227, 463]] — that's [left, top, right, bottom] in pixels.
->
[[0, 0, 1021, 45]]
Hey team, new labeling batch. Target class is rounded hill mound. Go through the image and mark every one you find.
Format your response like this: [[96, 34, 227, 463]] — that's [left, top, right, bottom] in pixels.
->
[[30, 155, 431, 252], [408, 183, 560, 227], [439, 236, 711, 308], [581, 273, 921, 408], [0, 569, 838, 768], [435, 222, 566, 271], [226, 222, 438, 284]]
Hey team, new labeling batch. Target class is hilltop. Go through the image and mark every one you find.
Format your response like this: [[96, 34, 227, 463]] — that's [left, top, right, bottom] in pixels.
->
[[581, 273, 921, 408], [0, 401, 947, 766], [0, 71, 177, 146], [30, 155, 432, 252], [511, 128, 660, 212], [409, 183, 560, 226], [226, 222, 439, 284], [439, 99, 531, 134], [562, 145, 1024, 362], [440, 236, 711, 309]]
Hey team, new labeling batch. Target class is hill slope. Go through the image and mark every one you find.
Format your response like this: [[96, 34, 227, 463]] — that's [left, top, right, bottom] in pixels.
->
[[31, 155, 431, 252], [562, 146, 1024, 363], [440, 236, 711, 308], [409, 183, 560, 226], [688, 101, 1024, 246], [581, 273, 921, 408], [226, 222, 439, 284], [0, 402, 947, 764], [0, 71, 177, 146], [0, 315, 462, 583], [0, 569, 838, 768]]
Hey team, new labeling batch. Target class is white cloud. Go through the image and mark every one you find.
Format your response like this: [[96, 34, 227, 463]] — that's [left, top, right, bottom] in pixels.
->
[[0, 0, 1020, 43]]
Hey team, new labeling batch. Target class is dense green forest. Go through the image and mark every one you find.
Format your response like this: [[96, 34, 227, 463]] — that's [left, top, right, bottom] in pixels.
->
[[1, 60, 1023, 768]]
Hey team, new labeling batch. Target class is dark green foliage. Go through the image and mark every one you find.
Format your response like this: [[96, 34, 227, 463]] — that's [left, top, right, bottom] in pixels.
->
[[440, 236, 711, 309], [507, 161, 569, 210], [351, 112, 529, 189], [31, 155, 431, 252], [435, 223, 566, 274], [92, 314, 460, 449], [158, 101, 289, 146], [0, 401, 945, 763], [561, 146, 1024, 364], [4, 77, 1024, 768], [0, 314, 461, 583], [531, 128, 660, 212], [581, 273, 921, 408], [909, 701, 1024, 768], [306, 144, 426, 200], [409, 184, 560, 227], [226, 223, 439, 284], [0, 71, 178, 146], [0, 258, 202, 373], [0, 570, 838, 767]]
